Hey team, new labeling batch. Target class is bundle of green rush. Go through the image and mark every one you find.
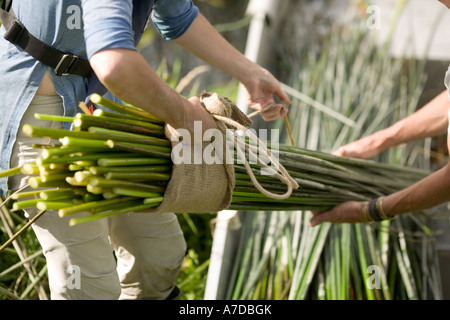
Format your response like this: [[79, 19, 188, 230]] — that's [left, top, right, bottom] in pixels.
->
[[0, 94, 429, 226]]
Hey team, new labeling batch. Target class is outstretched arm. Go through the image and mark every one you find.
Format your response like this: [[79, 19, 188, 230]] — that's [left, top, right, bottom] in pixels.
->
[[310, 143, 450, 226], [83, 0, 216, 134], [89, 49, 216, 134], [310, 90, 450, 226], [174, 13, 292, 121], [334, 90, 450, 158]]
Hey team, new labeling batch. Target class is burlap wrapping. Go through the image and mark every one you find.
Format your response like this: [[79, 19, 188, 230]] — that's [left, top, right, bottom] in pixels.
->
[[148, 92, 252, 214]]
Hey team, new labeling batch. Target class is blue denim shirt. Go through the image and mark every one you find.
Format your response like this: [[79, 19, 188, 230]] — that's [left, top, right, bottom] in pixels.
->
[[0, 0, 199, 196]]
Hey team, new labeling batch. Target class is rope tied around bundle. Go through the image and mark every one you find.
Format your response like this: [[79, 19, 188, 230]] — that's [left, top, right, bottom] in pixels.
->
[[200, 91, 299, 200]]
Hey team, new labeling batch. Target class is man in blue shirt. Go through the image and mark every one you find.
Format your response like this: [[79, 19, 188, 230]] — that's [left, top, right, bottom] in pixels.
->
[[1, 0, 291, 299]]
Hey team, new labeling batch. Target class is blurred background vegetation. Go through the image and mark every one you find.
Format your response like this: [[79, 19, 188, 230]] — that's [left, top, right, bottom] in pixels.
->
[[0, 0, 251, 300], [2, 0, 450, 300]]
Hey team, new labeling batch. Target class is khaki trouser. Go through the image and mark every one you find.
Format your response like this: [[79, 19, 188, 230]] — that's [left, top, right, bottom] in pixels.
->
[[9, 95, 186, 300]]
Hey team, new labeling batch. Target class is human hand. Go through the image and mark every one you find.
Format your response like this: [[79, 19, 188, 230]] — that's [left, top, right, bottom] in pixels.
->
[[242, 67, 291, 121], [309, 201, 367, 226], [165, 96, 217, 141], [333, 134, 384, 159]]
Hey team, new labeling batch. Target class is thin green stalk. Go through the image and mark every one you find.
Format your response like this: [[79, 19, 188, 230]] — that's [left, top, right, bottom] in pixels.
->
[[89, 93, 163, 124], [92, 108, 155, 122], [239, 212, 284, 299], [22, 124, 100, 140], [28, 177, 70, 189], [394, 218, 418, 300], [0, 166, 23, 178], [350, 237, 364, 300], [37, 152, 137, 165], [97, 157, 170, 167], [58, 196, 135, 217], [230, 217, 255, 299], [69, 201, 161, 225], [21, 164, 40, 175], [89, 165, 170, 175], [0, 286, 20, 300], [0, 249, 44, 279], [340, 224, 351, 300], [75, 113, 164, 131], [59, 136, 109, 149], [354, 224, 375, 300], [11, 199, 40, 211], [0, 205, 48, 301], [19, 264, 48, 300], [292, 223, 332, 300], [88, 178, 165, 193], [25, 122, 167, 147], [40, 173, 72, 183], [10, 190, 41, 200], [34, 113, 75, 122], [106, 140, 171, 159], [73, 116, 164, 136], [41, 147, 87, 159], [143, 196, 164, 204], [364, 223, 391, 300], [177, 259, 210, 289], [88, 127, 170, 146], [226, 212, 250, 299], [112, 187, 162, 198], [36, 201, 75, 211]]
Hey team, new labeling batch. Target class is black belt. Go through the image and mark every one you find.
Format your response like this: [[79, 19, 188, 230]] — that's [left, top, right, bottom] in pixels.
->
[[0, 0, 92, 77]]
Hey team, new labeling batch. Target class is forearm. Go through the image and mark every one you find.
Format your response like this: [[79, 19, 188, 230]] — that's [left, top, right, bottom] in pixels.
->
[[335, 90, 450, 158], [311, 123, 450, 226], [173, 13, 290, 121], [174, 13, 258, 84], [90, 49, 188, 128], [382, 126, 450, 216], [377, 90, 450, 151], [310, 159, 450, 227], [383, 162, 450, 217]]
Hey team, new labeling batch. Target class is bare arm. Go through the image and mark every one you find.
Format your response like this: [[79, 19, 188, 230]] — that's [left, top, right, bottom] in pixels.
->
[[174, 13, 291, 121], [382, 137, 450, 216], [310, 89, 450, 226], [335, 90, 450, 158], [88, 13, 291, 130], [310, 116, 450, 226], [89, 48, 216, 133]]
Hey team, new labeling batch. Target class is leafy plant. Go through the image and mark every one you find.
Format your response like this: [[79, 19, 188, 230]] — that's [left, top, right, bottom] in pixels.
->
[[223, 4, 446, 300]]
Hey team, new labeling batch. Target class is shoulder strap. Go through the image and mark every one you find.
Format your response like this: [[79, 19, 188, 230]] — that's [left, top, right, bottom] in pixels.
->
[[0, 0, 92, 77]]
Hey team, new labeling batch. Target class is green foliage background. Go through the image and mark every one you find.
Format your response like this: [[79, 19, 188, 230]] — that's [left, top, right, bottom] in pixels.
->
[[0, 0, 246, 300]]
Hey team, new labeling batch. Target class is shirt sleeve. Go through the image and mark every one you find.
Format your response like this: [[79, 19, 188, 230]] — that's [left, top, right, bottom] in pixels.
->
[[81, 0, 137, 59], [151, 0, 199, 40]]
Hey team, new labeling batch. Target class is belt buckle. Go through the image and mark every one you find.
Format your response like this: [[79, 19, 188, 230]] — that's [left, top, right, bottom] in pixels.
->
[[54, 54, 78, 76]]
